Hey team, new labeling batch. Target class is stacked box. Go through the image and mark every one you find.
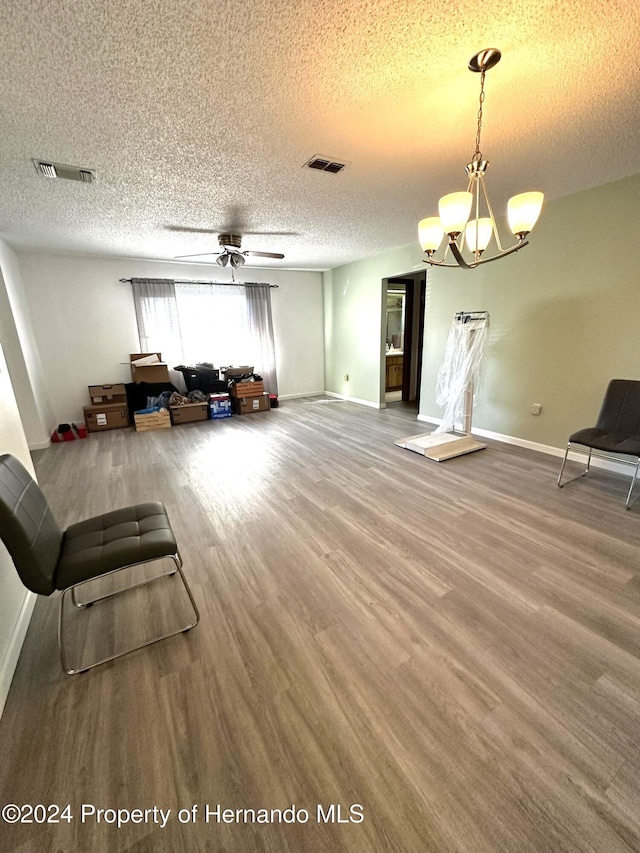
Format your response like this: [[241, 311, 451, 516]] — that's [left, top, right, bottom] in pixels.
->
[[130, 353, 170, 384], [210, 393, 231, 419], [84, 405, 129, 432], [232, 394, 270, 415], [134, 409, 171, 431], [169, 402, 209, 424], [223, 366, 254, 379], [230, 380, 264, 398], [88, 383, 127, 404], [83, 383, 129, 432]]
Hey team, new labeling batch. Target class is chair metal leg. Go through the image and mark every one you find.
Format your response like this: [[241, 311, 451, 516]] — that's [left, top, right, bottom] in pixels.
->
[[557, 443, 570, 487], [557, 443, 592, 489], [59, 554, 200, 675], [558, 443, 640, 509], [625, 458, 640, 509], [70, 564, 178, 608]]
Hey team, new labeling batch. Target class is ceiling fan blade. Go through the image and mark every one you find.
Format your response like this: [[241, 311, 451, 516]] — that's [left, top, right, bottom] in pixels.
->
[[174, 251, 222, 259], [244, 251, 285, 259], [166, 226, 219, 235]]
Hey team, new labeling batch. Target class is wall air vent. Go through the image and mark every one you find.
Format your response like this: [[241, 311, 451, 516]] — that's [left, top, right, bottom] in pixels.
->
[[33, 159, 96, 184], [304, 155, 348, 174]]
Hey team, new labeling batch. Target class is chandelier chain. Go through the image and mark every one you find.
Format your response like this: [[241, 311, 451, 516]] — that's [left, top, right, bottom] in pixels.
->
[[473, 70, 486, 162]]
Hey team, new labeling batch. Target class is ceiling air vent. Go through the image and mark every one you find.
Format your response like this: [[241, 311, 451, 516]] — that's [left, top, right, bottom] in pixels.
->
[[33, 159, 96, 184], [304, 155, 348, 174]]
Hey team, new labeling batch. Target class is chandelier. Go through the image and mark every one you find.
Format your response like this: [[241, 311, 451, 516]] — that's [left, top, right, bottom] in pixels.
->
[[418, 48, 543, 269]]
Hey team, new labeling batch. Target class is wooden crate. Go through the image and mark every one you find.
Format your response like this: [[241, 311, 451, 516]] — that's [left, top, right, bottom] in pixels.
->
[[230, 381, 264, 398], [134, 409, 171, 432]]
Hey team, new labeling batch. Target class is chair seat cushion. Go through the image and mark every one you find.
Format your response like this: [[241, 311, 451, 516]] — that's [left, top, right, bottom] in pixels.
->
[[55, 502, 177, 589], [569, 427, 640, 457]]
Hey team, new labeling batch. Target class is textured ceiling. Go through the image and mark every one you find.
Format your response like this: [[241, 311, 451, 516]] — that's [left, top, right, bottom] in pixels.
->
[[1, 0, 639, 270]]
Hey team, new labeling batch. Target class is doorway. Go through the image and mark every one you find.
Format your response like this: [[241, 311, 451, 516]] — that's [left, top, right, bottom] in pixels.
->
[[382, 272, 426, 407]]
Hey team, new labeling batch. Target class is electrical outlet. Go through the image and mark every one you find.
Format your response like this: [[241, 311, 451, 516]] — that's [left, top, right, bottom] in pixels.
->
[[531, 403, 542, 415]]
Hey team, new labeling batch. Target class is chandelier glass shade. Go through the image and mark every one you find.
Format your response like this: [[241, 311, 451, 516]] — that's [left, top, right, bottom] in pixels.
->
[[419, 48, 544, 269]]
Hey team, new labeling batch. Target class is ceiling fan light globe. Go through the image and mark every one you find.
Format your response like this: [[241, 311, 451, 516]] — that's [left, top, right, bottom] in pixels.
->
[[418, 217, 445, 252], [439, 192, 473, 237], [230, 253, 245, 268], [507, 191, 544, 237], [216, 253, 229, 267]]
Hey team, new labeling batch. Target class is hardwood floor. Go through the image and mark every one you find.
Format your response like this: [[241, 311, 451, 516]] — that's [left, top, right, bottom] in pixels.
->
[[2, 397, 640, 852]]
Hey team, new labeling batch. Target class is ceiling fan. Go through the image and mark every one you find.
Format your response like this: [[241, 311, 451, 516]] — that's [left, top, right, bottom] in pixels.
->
[[175, 233, 285, 268]]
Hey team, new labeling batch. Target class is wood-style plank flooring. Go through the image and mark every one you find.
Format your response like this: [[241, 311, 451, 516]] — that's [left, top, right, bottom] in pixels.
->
[[3, 398, 640, 852]]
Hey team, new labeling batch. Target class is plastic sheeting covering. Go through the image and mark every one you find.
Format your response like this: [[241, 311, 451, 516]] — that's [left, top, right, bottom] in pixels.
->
[[434, 314, 489, 434]]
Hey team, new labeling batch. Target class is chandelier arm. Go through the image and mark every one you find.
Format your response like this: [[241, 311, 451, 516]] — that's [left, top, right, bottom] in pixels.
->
[[449, 241, 473, 269], [423, 239, 529, 269], [465, 241, 529, 268], [477, 174, 505, 252], [422, 259, 468, 268]]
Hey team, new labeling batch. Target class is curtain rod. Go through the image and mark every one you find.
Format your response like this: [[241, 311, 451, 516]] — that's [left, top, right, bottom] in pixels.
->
[[119, 278, 278, 288]]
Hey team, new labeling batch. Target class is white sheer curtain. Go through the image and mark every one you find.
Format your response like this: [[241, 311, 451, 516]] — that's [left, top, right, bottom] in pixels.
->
[[131, 278, 186, 388], [245, 284, 278, 395], [174, 283, 250, 367], [131, 278, 181, 360], [131, 278, 278, 393]]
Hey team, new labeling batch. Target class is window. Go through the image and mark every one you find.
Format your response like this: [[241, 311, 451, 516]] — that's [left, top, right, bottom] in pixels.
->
[[174, 284, 249, 366], [131, 278, 278, 393]]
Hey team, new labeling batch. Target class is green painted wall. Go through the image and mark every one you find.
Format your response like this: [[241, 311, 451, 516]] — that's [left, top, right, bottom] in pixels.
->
[[324, 173, 640, 448], [323, 247, 426, 405]]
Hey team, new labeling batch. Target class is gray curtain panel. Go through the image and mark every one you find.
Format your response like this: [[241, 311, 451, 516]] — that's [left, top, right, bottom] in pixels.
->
[[130, 278, 186, 389], [245, 284, 278, 396]]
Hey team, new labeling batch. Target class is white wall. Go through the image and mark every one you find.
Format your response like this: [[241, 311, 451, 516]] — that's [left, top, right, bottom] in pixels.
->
[[0, 343, 37, 718], [0, 239, 52, 447], [16, 254, 325, 422]]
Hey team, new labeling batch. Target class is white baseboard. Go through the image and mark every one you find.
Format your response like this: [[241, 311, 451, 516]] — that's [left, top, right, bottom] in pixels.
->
[[324, 391, 382, 409], [0, 591, 36, 719], [416, 413, 633, 478], [28, 439, 51, 451], [278, 391, 328, 401]]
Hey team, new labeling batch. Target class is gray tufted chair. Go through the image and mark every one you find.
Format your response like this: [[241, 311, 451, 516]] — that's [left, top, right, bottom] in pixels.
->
[[557, 379, 640, 509], [0, 453, 199, 674]]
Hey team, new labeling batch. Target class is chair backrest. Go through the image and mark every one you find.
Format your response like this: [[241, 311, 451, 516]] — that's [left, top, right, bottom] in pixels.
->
[[596, 380, 640, 436], [0, 454, 63, 595]]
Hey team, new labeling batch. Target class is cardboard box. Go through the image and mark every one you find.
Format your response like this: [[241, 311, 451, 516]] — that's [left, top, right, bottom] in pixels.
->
[[169, 402, 209, 424], [223, 366, 254, 378], [230, 380, 264, 398], [88, 383, 127, 405], [83, 403, 129, 432], [134, 409, 172, 432], [209, 393, 231, 419], [232, 394, 270, 415], [130, 353, 170, 384]]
